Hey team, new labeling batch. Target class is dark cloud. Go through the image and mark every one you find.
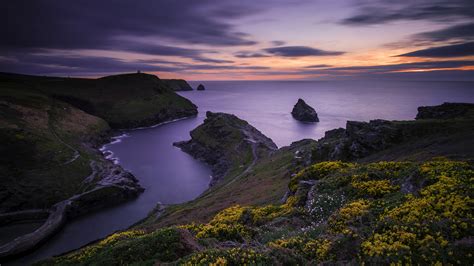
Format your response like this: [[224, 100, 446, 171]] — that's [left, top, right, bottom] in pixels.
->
[[414, 23, 474, 42], [342, 0, 474, 25], [0, 0, 259, 55], [0, 54, 182, 76], [397, 42, 474, 58], [181, 64, 269, 71], [116, 42, 202, 57], [0, 52, 268, 76], [234, 52, 270, 58], [264, 46, 344, 57], [192, 57, 235, 64], [304, 64, 332, 68], [301, 60, 474, 75], [383, 22, 474, 50], [271, 41, 286, 46]]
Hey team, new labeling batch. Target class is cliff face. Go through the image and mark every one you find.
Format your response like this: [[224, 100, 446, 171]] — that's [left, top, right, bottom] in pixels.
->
[[162, 79, 193, 91], [174, 111, 277, 185]]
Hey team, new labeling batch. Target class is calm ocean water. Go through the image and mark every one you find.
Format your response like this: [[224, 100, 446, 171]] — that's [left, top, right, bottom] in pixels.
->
[[13, 80, 474, 264], [185, 80, 474, 147]]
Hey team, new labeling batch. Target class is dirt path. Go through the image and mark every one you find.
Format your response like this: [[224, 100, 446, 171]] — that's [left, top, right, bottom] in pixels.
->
[[47, 107, 81, 165], [223, 140, 258, 189]]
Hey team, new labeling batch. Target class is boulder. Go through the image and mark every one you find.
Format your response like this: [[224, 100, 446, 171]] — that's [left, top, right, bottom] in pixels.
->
[[196, 84, 206, 91], [291, 99, 319, 122]]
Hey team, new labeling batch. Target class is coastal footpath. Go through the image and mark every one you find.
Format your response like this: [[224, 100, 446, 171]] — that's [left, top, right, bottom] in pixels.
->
[[0, 72, 198, 260], [41, 102, 474, 265]]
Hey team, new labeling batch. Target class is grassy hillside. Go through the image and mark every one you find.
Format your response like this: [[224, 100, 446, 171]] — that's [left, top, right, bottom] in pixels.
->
[[0, 72, 198, 212], [162, 79, 193, 91], [0, 72, 198, 128], [0, 84, 109, 212]]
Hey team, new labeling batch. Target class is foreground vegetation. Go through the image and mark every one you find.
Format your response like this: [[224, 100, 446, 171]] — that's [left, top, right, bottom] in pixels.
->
[[40, 158, 473, 265]]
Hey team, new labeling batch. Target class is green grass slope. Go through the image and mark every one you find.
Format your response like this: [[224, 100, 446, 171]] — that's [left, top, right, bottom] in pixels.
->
[[0, 72, 198, 128], [162, 79, 194, 91], [0, 84, 109, 212]]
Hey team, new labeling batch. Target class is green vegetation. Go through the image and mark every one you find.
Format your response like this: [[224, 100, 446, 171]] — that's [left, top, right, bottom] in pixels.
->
[[0, 72, 197, 128], [42, 159, 473, 265], [0, 72, 197, 212], [162, 79, 193, 91], [38, 228, 195, 265], [0, 84, 109, 211]]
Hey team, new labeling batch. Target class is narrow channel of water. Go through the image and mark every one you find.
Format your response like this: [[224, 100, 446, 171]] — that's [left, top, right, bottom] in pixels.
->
[[11, 116, 211, 265]]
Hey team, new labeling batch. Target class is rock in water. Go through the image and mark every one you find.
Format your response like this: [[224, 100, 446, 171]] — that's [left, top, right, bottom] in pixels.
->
[[197, 84, 206, 91], [291, 98, 319, 122]]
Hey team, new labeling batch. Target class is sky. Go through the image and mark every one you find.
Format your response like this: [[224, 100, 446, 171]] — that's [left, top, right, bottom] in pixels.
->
[[1, 0, 473, 80]]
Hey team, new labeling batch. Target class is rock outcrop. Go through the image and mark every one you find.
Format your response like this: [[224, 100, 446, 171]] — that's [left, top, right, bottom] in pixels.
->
[[312, 104, 474, 162], [291, 99, 319, 122], [162, 79, 193, 91], [174, 111, 277, 185], [196, 84, 206, 91], [416, 102, 474, 120], [312, 120, 387, 161]]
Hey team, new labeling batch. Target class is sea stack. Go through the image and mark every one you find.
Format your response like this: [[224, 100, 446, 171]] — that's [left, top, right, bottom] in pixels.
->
[[291, 98, 319, 122], [197, 84, 206, 91]]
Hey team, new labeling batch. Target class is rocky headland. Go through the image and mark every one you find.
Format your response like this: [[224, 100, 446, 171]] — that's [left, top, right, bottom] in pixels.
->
[[162, 79, 193, 91], [291, 98, 319, 122], [174, 111, 277, 185]]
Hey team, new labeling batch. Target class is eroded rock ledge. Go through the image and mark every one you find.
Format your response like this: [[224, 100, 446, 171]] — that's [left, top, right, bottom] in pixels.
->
[[312, 102, 474, 162], [416, 102, 474, 120], [174, 111, 277, 185]]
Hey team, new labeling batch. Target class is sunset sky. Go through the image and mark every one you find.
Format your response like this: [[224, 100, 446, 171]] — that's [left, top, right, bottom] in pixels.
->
[[1, 0, 473, 80]]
